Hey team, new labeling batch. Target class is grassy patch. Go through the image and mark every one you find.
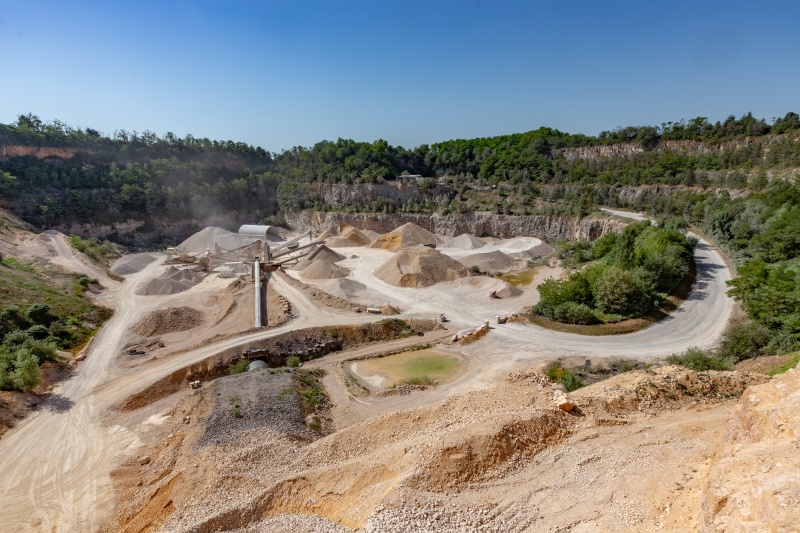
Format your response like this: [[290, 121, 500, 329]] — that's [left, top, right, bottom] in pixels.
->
[[767, 351, 800, 376], [498, 267, 538, 286], [394, 375, 435, 387], [68, 235, 123, 267], [666, 347, 732, 371], [294, 368, 327, 409], [228, 359, 249, 375]]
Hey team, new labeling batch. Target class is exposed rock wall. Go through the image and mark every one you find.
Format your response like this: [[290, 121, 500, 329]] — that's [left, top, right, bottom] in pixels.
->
[[288, 211, 627, 242], [312, 181, 454, 207], [700, 362, 800, 532], [557, 134, 800, 162]]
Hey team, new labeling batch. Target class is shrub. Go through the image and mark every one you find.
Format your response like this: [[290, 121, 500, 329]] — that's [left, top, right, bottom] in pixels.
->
[[666, 347, 732, 371], [718, 322, 771, 362], [286, 356, 301, 368], [552, 302, 599, 325], [26, 303, 53, 325], [547, 362, 584, 392], [593, 267, 653, 316], [12, 349, 41, 391], [228, 359, 249, 375], [25, 324, 49, 340]]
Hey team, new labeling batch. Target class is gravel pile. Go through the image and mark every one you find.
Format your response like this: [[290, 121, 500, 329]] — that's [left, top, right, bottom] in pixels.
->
[[373, 246, 469, 287], [447, 233, 486, 250], [299, 260, 350, 280], [325, 226, 372, 248], [458, 250, 517, 272], [136, 266, 205, 296], [178, 226, 261, 253], [110, 253, 157, 275], [496, 238, 554, 259], [370, 223, 440, 251], [196, 370, 312, 447], [130, 306, 204, 337], [292, 245, 346, 271]]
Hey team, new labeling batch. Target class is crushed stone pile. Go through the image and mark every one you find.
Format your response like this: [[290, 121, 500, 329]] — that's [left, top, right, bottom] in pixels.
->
[[110, 253, 157, 275], [130, 306, 204, 337], [325, 225, 372, 248], [299, 260, 350, 280], [374, 246, 469, 288], [447, 233, 486, 250], [178, 227, 262, 253], [370, 223, 440, 251], [361, 229, 382, 242], [291, 245, 345, 271], [136, 266, 205, 296], [458, 250, 517, 272], [497, 238, 554, 259]]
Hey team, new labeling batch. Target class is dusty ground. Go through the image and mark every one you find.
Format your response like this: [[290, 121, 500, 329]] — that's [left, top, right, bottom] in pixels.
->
[[104, 360, 768, 532], [0, 212, 764, 533]]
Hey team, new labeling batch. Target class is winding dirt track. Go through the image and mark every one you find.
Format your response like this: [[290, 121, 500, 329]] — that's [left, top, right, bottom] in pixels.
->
[[0, 212, 735, 532]]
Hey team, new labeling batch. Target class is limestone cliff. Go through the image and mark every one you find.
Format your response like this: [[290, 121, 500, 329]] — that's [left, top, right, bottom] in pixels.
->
[[288, 211, 626, 242], [700, 362, 800, 532]]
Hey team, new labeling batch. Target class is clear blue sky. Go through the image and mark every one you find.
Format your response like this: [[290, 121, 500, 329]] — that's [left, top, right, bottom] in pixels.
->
[[1, 1, 798, 151]]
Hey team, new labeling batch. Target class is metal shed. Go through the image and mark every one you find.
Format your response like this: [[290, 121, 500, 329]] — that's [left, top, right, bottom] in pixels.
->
[[238, 224, 280, 237]]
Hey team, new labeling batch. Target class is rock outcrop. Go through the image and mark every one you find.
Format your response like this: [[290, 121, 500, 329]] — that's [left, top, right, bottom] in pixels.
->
[[289, 211, 627, 243], [700, 362, 800, 532]]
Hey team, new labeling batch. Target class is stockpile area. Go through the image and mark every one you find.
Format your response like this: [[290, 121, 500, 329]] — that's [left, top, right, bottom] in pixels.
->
[[136, 267, 205, 296], [373, 246, 469, 288], [370, 223, 440, 251], [446, 233, 486, 250], [292, 245, 346, 272], [130, 306, 205, 337], [318, 225, 372, 248], [495, 237, 553, 259], [178, 226, 263, 253], [111, 253, 158, 275], [299, 260, 350, 280], [458, 250, 517, 272]]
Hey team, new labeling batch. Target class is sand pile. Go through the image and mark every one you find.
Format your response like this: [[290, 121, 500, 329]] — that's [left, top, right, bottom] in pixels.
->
[[447, 234, 486, 250], [291, 245, 346, 271], [299, 260, 350, 280], [136, 267, 205, 296], [374, 246, 469, 288], [325, 225, 371, 248], [370, 223, 440, 251], [111, 253, 157, 275], [458, 250, 517, 272], [130, 306, 204, 337]]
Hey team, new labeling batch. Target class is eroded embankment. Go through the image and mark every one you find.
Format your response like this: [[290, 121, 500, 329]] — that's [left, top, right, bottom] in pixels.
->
[[117, 319, 433, 411], [109, 364, 771, 533]]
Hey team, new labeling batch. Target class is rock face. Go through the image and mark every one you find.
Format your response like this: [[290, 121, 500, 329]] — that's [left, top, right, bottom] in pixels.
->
[[700, 362, 800, 532], [290, 211, 626, 243]]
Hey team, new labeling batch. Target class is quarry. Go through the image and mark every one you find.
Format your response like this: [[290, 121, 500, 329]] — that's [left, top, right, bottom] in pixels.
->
[[0, 209, 797, 533]]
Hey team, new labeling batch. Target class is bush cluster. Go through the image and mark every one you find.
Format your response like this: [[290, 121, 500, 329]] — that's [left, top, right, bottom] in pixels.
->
[[534, 220, 694, 324]]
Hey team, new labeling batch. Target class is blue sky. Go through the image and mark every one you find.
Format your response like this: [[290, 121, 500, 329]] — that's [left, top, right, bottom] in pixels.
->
[[1, 1, 798, 151]]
